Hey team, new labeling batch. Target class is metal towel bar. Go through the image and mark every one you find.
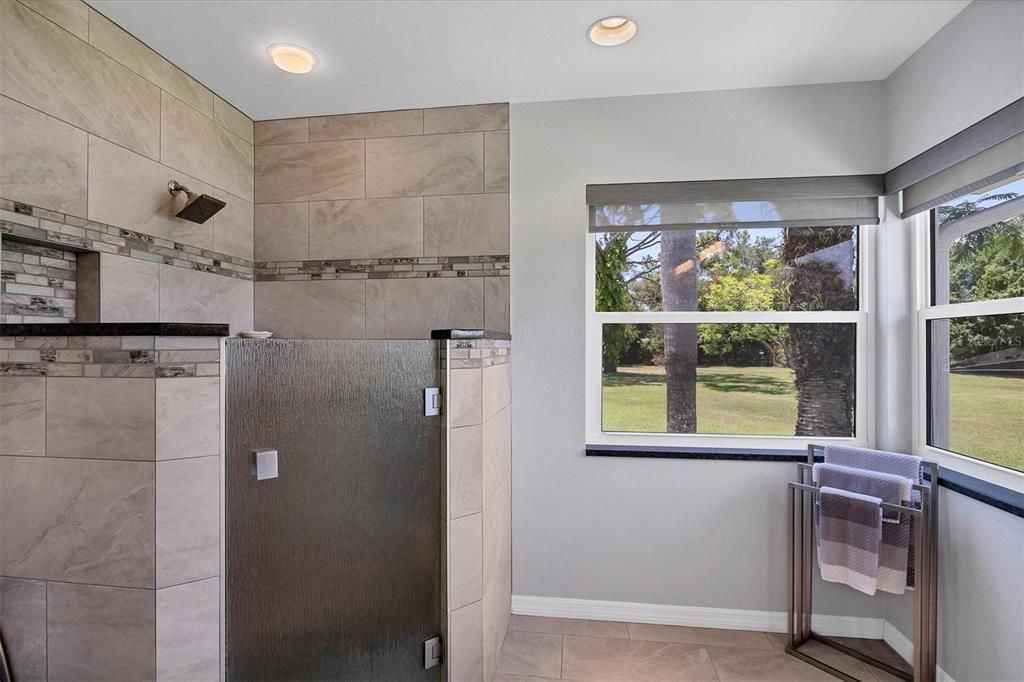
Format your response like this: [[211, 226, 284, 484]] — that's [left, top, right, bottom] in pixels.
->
[[786, 445, 939, 682]]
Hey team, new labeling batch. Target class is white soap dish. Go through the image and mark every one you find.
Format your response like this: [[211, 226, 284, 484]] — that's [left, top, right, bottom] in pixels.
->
[[240, 330, 274, 339]]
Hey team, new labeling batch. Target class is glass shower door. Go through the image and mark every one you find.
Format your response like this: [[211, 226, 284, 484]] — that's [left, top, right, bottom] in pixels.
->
[[225, 339, 442, 681]]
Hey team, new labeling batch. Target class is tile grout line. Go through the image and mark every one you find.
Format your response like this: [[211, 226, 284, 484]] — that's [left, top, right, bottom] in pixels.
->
[[560, 634, 565, 679]]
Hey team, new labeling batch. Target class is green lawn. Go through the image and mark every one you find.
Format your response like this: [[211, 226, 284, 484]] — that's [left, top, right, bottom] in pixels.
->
[[948, 373, 1024, 472], [602, 366, 1023, 471]]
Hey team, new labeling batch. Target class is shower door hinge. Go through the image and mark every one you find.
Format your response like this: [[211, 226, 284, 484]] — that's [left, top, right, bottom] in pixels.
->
[[424, 635, 442, 669], [424, 387, 442, 416]]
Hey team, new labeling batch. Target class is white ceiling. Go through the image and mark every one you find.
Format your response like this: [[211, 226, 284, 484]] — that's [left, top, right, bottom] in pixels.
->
[[86, 0, 969, 121]]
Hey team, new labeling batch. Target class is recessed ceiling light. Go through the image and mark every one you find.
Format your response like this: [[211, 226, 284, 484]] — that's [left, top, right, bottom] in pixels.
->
[[588, 16, 637, 47], [267, 43, 319, 74]]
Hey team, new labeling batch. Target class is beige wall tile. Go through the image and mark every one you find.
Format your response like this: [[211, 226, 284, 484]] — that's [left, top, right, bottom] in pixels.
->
[[482, 361, 511, 423], [47, 582, 156, 680], [484, 131, 509, 192], [483, 475, 512, 679], [212, 188, 254, 260], [254, 118, 308, 145], [0, 1, 161, 159], [88, 9, 213, 117], [482, 405, 511, 499], [449, 367, 482, 428], [365, 133, 482, 198], [449, 513, 482, 610], [0, 455, 155, 585], [485, 277, 510, 333], [99, 253, 160, 323], [0, 376, 45, 456], [0, 577, 46, 681], [88, 136, 214, 250], [156, 455, 219, 587], [309, 109, 423, 141], [255, 280, 366, 338], [424, 103, 509, 134], [424, 193, 509, 256], [46, 377, 155, 459], [255, 139, 364, 203], [156, 377, 219, 460], [214, 95, 253, 144], [449, 601, 483, 682], [20, 0, 88, 39], [161, 92, 254, 201], [449, 425, 482, 519], [365, 277, 483, 339], [157, 578, 220, 681], [254, 202, 308, 261], [309, 197, 423, 259], [159, 265, 254, 334], [0, 95, 87, 215]]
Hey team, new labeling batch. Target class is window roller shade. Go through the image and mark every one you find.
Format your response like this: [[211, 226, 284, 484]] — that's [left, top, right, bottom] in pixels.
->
[[587, 175, 882, 233], [901, 132, 1024, 218]]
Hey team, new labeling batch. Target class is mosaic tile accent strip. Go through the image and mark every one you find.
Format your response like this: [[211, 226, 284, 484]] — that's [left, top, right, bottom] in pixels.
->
[[256, 255, 510, 281], [0, 198, 254, 281], [1, 238, 77, 323], [0, 335, 220, 378], [443, 338, 511, 369]]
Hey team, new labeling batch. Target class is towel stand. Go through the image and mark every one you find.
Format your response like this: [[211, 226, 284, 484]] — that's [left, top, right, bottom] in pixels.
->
[[786, 445, 939, 682]]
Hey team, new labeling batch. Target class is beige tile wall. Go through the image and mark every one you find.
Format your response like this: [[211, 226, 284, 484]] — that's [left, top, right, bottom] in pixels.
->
[[444, 340, 512, 682], [0, 0, 255, 331], [0, 334, 223, 681], [253, 103, 509, 339]]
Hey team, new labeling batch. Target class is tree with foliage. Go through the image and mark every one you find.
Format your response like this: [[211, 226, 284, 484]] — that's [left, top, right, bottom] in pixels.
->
[[939, 192, 1024, 363], [595, 233, 637, 372]]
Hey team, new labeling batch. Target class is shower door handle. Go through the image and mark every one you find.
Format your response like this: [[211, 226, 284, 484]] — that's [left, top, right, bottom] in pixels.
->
[[252, 448, 279, 480]]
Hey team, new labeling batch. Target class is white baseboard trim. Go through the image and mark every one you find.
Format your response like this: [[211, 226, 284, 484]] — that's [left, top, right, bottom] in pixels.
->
[[511, 595, 881, 638], [512, 595, 955, 681]]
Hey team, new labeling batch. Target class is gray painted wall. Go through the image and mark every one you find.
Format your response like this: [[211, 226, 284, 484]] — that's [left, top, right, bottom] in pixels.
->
[[509, 81, 885, 615], [884, 0, 1024, 168]]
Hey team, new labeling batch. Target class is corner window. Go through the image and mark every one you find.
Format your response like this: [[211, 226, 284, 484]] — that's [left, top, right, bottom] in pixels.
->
[[586, 179, 877, 449], [924, 176, 1024, 473]]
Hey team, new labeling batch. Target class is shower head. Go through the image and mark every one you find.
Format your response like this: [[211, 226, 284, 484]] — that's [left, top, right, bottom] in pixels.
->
[[167, 180, 226, 224]]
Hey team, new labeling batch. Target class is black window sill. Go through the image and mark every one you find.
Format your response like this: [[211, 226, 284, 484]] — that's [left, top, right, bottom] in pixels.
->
[[586, 445, 1024, 519]]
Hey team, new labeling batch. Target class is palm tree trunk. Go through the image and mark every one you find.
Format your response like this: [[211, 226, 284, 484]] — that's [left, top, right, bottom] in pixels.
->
[[783, 228, 857, 437]]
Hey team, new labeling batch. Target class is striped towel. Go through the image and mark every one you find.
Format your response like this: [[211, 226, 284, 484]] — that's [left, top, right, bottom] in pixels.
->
[[817, 486, 884, 596], [814, 463, 914, 595], [823, 445, 922, 484], [824, 445, 922, 591]]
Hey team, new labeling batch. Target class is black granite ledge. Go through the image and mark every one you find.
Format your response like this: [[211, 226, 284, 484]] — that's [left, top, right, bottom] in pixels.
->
[[587, 445, 1024, 518], [587, 444, 809, 461], [929, 468, 1024, 520], [0, 323, 230, 337], [431, 329, 512, 340]]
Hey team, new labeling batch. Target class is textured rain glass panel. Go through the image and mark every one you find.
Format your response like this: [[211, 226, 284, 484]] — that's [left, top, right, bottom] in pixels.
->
[[225, 339, 442, 681]]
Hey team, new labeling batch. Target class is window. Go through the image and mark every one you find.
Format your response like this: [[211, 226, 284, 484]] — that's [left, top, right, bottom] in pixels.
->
[[920, 174, 1024, 474], [586, 178, 877, 449]]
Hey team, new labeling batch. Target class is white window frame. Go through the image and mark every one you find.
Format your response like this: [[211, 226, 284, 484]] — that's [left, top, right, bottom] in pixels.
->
[[585, 217, 876, 451], [911, 210, 1024, 492]]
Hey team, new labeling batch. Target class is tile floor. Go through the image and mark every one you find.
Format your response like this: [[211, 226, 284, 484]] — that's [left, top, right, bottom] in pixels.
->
[[494, 616, 911, 681]]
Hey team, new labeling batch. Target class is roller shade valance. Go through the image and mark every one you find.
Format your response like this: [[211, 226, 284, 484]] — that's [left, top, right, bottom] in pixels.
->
[[587, 175, 882, 234], [900, 132, 1024, 218]]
